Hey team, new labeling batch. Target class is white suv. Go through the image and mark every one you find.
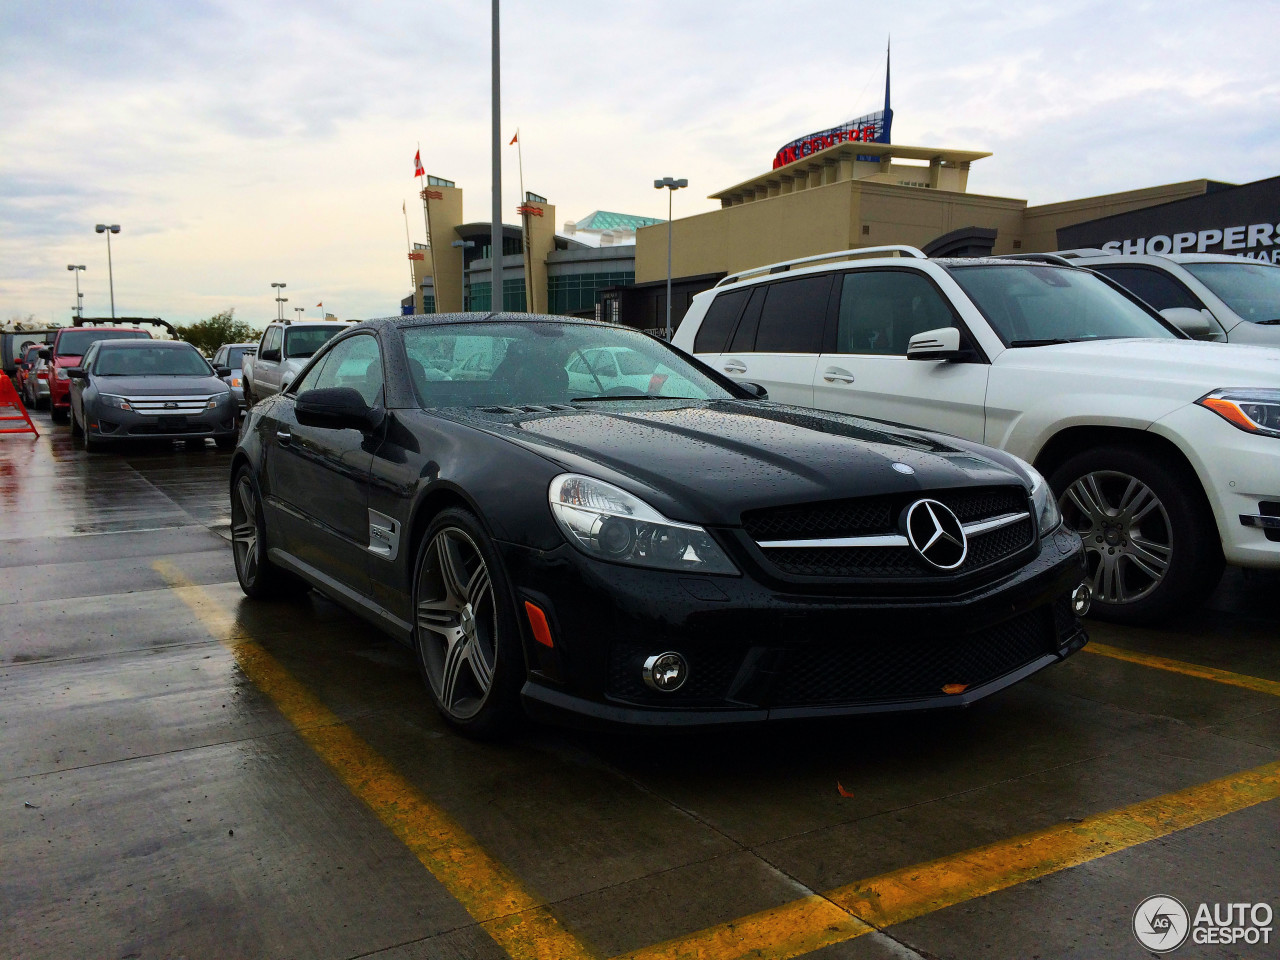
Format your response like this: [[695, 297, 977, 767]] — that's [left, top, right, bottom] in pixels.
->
[[1059, 250, 1280, 346], [673, 246, 1280, 624]]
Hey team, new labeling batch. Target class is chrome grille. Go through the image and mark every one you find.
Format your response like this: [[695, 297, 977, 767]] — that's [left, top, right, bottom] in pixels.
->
[[746, 486, 1035, 580], [123, 395, 215, 414]]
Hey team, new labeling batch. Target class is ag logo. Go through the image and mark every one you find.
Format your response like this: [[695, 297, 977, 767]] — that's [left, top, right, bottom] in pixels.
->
[[1133, 895, 1190, 953]]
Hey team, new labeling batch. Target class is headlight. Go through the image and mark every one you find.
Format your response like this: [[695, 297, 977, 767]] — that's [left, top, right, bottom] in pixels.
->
[[230, 377, 242, 388], [549, 474, 739, 575], [55, 367, 69, 380], [1197, 388, 1280, 438], [99, 394, 132, 411], [1008, 455, 1061, 536]]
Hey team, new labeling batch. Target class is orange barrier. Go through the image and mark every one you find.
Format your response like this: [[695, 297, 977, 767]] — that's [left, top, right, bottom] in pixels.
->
[[0, 375, 39, 437]]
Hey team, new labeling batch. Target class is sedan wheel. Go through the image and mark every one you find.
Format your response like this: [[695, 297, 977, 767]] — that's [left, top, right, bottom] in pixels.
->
[[413, 509, 520, 736]]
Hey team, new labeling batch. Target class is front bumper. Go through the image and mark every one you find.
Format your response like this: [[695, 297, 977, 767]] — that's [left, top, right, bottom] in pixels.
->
[[502, 529, 1089, 728], [87, 404, 239, 441]]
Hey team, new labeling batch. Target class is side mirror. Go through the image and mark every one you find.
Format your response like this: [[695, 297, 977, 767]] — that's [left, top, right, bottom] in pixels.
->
[[215, 366, 232, 378], [737, 381, 769, 400], [38, 348, 52, 361], [1159, 307, 1220, 340], [295, 387, 383, 432], [907, 326, 970, 361], [261, 348, 281, 362], [65, 367, 87, 379]]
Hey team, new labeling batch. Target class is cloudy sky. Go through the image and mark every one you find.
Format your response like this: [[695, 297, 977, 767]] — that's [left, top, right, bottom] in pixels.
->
[[3, 0, 1278, 328]]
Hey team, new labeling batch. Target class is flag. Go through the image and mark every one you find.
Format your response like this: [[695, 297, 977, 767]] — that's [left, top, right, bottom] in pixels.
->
[[316, 302, 322, 308], [508, 131, 518, 146], [402, 200, 406, 213], [413, 150, 425, 178]]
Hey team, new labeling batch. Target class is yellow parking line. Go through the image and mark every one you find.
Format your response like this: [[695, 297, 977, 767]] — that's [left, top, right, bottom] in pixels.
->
[[1084, 641, 1280, 697], [618, 760, 1280, 960], [153, 561, 595, 960]]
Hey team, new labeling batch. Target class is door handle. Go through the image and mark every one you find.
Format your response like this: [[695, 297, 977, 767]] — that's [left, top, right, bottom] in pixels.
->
[[722, 360, 747, 374], [276, 427, 292, 445], [822, 367, 856, 384]]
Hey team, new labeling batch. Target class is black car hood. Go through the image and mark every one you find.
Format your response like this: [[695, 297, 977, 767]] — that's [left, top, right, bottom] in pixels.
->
[[443, 400, 1029, 525], [90, 375, 230, 396]]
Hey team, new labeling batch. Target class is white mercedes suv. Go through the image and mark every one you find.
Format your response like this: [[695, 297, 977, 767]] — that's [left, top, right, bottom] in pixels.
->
[[673, 246, 1280, 624]]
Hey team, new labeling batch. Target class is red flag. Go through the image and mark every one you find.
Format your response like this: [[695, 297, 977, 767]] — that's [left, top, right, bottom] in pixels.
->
[[413, 150, 425, 178], [316, 302, 322, 308], [508, 131, 518, 146]]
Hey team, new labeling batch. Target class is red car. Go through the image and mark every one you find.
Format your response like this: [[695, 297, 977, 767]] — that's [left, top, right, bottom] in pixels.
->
[[44, 327, 152, 422]]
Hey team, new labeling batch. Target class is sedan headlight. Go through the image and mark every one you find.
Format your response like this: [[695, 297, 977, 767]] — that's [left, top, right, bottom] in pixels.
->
[[1008, 455, 1061, 536], [1197, 388, 1280, 438], [98, 394, 132, 411], [54, 367, 69, 381], [549, 474, 739, 575], [230, 377, 242, 388]]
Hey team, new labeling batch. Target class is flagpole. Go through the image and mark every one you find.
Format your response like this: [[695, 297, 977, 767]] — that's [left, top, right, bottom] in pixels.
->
[[418, 141, 437, 313], [515, 128, 533, 312], [403, 200, 418, 313]]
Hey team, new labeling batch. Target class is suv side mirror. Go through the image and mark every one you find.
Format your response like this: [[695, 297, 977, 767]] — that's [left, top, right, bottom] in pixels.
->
[[295, 387, 383, 432], [1159, 307, 1220, 340], [260, 348, 281, 362], [907, 327, 970, 361], [65, 367, 87, 379], [736, 381, 769, 400]]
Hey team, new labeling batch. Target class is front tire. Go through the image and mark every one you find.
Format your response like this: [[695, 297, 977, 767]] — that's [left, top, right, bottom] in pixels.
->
[[1049, 445, 1223, 624], [412, 508, 524, 738], [231, 466, 309, 599], [70, 405, 83, 436]]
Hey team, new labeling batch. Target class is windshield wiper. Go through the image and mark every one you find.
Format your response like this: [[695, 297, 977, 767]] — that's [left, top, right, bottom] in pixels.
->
[[1008, 338, 1084, 347], [1256, 319, 1280, 325], [570, 395, 699, 403]]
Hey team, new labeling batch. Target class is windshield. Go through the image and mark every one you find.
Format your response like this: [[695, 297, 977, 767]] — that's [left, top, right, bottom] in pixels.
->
[[94, 346, 213, 376], [947, 264, 1177, 345], [55, 329, 150, 356], [284, 326, 344, 359], [402, 321, 736, 408], [1182, 261, 1280, 323]]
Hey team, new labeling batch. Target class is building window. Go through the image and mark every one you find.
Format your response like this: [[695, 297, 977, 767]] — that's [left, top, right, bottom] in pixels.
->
[[423, 294, 435, 314], [862, 225, 871, 235], [547, 271, 635, 314], [467, 279, 527, 312]]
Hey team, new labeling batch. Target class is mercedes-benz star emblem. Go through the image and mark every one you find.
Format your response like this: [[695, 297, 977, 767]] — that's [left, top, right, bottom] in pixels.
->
[[904, 499, 967, 570]]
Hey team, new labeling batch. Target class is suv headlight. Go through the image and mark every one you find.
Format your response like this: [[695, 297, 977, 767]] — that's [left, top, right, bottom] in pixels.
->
[[1008, 455, 1061, 536], [549, 474, 739, 575], [99, 394, 132, 411], [1197, 389, 1280, 438]]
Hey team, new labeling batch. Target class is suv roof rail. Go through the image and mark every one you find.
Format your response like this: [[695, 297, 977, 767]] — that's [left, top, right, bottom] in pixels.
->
[[73, 316, 178, 338], [990, 253, 1080, 267], [714, 245, 927, 287]]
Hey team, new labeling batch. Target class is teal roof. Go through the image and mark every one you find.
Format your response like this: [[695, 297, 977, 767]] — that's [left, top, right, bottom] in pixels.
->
[[574, 210, 664, 231]]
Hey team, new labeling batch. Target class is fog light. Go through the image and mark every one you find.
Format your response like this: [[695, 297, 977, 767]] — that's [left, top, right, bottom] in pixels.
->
[[1072, 583, 1092, 617], [642, 652, 688, 692]]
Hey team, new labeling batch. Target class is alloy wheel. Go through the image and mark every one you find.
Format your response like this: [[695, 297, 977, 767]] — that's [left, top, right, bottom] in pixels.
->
[[415, 527, 497, 720], [1060, 470, 1173, 605], [231, 475, 260, 585]]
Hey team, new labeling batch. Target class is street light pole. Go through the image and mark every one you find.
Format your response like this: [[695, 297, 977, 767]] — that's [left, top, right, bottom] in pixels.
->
[[94, 224, 120, 319], [66, 264, 86, 319], [653, 178, 687, 340], [451, 239, 475, 311], [490, 0, 503, 313], [294, 307, 304, 322], [271, 282, 287, 321]]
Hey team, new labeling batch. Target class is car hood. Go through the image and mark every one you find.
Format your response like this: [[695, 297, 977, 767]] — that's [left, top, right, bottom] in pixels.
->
[[90, 375, 231, 396], [993, 338, 1280, 393], [443, 400, 1030, 525]]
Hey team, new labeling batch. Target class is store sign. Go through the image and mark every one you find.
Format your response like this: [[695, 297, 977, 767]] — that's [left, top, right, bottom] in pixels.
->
[[773, 110, 890, 169], [1099, 222, 1280, 263]]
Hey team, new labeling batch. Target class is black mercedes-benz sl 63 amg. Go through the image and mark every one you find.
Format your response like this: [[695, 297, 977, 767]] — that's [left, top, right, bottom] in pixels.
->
[[231, 313, 1089, 735]]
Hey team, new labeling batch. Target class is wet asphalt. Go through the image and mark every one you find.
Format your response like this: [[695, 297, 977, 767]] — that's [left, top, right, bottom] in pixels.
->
[[2, 405, 1278, 960]]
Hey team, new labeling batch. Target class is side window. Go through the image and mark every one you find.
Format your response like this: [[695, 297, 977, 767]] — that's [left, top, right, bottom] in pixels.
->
[[752, 276, 832, 353], [292, 351, 331, 394], [693, 289, 749, 354], [1092, 266, 1201, 311], [313, 335, 383, 406], [835, 270, 956, 356], [263, 327, 282, 355], [82, 343, 99, 371]]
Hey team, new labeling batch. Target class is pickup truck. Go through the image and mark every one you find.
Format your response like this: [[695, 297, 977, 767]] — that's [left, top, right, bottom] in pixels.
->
[[242, 321, 349, 405]]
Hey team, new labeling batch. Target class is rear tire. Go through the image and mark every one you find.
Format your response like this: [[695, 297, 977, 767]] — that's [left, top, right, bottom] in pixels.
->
[[411, 508, 524, 738], [231, 466, 310, 600], [1048, 445, 1223, 624], [51, 406, 68, 424]]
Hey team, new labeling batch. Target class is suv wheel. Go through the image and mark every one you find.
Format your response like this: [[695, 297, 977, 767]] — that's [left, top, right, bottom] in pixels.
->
[[1049, 445, 1223, 624], [411, 508, 523, 738]]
